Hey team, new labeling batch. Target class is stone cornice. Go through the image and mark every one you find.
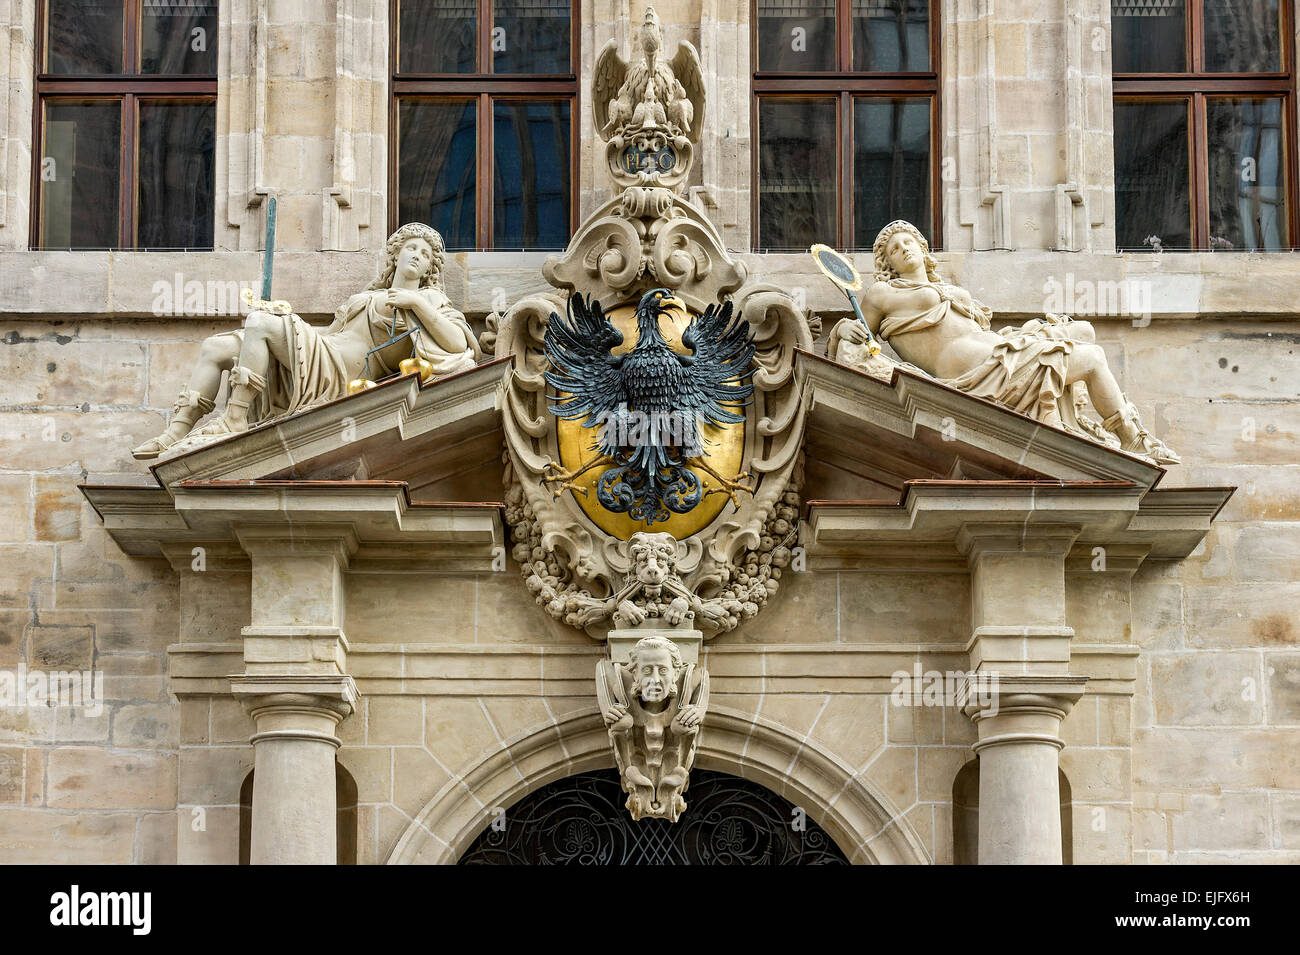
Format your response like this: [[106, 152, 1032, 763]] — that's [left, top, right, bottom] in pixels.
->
[[806, 478, 1232, 568], [80, 481, 505, 569], [167, 642, 1139, 698], [4, 251, 1299, 321]]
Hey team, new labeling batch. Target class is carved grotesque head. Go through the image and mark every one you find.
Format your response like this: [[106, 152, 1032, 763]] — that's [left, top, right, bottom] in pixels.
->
[[370, 223, 446, 291], [628, 635, 683, 703], [872, 220, 940, 284], [629, 531, 678, 586]]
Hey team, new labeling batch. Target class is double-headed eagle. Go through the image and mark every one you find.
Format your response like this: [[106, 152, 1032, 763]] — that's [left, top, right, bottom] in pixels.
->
[[593, 7, 706, 141], [544, 289, 755, 525]]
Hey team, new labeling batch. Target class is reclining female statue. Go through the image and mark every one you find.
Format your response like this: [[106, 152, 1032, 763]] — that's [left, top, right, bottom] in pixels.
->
[[828, 219, 1179, 465], [132, 223, 480, 460]]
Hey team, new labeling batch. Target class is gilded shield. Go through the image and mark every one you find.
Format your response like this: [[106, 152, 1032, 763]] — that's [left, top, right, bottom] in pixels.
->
[[554, 299, 746, 541]]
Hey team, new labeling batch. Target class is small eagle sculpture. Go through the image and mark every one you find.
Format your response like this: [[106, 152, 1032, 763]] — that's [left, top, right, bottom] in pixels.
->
[[593, 6, 705, 141], [544, 289, 756, 525]]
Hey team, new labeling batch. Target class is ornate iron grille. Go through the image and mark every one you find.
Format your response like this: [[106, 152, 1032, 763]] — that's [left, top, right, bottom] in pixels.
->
[[458, 769, 851, 865]]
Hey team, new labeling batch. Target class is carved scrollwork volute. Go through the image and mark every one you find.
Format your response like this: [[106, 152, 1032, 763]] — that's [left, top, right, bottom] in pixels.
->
[[543, 205, 644, 300]]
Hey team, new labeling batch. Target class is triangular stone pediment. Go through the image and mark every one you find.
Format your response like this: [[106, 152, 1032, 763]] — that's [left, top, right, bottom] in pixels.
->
[[795, 348, 1166, 502], [147, 358, 510, 502]]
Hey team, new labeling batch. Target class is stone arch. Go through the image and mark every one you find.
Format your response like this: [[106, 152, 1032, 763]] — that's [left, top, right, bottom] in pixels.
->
[[388, 705, 930, 865]]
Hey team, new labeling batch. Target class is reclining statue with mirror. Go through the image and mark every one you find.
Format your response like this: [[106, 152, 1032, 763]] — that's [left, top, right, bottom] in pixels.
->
[[821, 219, 1179, 465]]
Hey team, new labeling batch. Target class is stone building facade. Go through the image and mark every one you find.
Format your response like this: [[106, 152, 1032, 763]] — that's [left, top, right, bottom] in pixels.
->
[[0, 0, 1295, 864]]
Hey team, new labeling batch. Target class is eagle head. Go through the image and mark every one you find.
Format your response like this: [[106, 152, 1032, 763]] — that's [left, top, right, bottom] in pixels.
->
[[634, 288, 678, 349]]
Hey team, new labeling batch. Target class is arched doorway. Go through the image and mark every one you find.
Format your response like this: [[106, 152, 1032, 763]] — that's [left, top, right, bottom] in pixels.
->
[[458, 769, 850, 865]]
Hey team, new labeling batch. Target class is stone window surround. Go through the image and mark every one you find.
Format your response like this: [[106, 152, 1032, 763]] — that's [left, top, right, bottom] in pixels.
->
[[3, 0, 1299, 255], [749, 0, 944, 249], [26, 0, 219, 250], [386, 0, 582, 250]]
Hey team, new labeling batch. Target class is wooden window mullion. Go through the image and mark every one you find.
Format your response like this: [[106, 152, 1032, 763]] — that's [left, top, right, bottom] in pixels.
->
[[838, 0, 852, 72], [119, 93, 134, 248], [479, 0, 493, 75], [123, 0, 139, 74], [479, 92, 493, 250], [840, 90, 852, 247], [1192, 92, 1210, 248], [1189, 0, 1204, 74]]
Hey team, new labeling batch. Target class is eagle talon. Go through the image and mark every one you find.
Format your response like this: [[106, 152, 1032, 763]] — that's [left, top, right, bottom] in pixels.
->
[[699, 468, 754, 507], [542, 458, 598, 499]]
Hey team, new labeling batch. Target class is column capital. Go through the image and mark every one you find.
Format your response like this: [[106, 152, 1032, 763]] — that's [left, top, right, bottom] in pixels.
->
[[230, 674, 358, 745], [961, 674, 1088, 752]]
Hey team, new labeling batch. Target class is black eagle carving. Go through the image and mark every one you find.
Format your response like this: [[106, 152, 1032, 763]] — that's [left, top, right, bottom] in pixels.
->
[[544, 288, 756, 524]]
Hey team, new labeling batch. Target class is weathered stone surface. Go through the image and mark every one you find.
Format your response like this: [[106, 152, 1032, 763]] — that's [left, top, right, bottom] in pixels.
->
[[0, 809, 136, 863], [112, 704, 180, 749], [1151, 653, 1263, 726], [47, 748, 176, 810], [1186, 584, 1300, 649], [0, 747, 23, 803], [1172, 793, 1271, 852], [1266, 653, 1300, 725], [26, 624, 92, 670]]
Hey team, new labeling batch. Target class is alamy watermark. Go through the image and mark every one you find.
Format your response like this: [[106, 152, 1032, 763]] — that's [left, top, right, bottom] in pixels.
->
[[0, 665, 105, 717], [1042, 274, 1152, 327], [890, 664, 999, 715]]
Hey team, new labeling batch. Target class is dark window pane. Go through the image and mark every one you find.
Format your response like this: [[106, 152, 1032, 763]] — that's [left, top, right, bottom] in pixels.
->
[[852, 0, 930, 72], [1114, 99, 1191, 249], [758, 98, 837, 250], [41, 101, 121, 248], [399, 0, 476, 73], [397, 99, 477, 250], [493, 100, 570, 249], [853, 98, 931, 247], [136, 100, 215, 248], [493, 0, 571, 74], [1203, 0, 1281, 73], [757, 0, 836, 72], [1110, 0, 1185, 73], [45, 0, 124, 74], [1207, 97, 1287, 251], [140, 0, 219, 74]]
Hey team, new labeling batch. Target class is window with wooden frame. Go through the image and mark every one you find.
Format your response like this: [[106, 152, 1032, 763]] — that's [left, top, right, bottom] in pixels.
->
[[1112, 0, 1298, 251], [752, 0, 939, 252], [391, 0, 578, 251], [33, 0, 217, 250]]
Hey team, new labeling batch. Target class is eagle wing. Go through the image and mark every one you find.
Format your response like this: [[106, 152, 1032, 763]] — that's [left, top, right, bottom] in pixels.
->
[[677, 301, 755, 430], [592, 40, 628, 137], [669, 41, 706, 143], [544, 294, 625, 428]]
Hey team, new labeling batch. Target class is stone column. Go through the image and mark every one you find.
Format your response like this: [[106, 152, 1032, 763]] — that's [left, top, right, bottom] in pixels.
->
[[231, 677, 355, 865], [958, 523, 1087, 864], [232, 527, 357, 865], [964, 676, 1084, 864]]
